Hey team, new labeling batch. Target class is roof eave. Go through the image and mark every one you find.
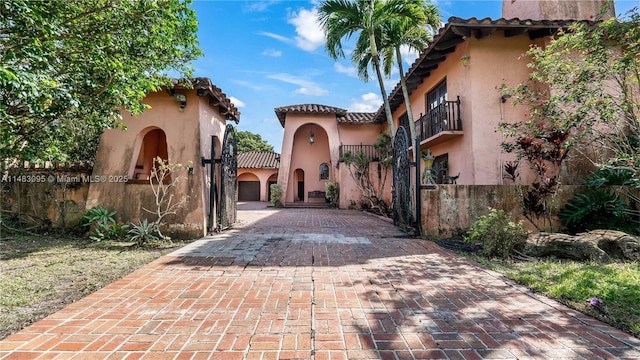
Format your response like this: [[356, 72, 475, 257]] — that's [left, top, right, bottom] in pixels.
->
[[373, 17, 591, 123]]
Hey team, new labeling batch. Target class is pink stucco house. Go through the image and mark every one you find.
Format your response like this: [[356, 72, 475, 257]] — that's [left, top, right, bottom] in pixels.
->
[[261, 0, 610, 209], [88, 78, 240, 238], [237, 151, 279, 202]]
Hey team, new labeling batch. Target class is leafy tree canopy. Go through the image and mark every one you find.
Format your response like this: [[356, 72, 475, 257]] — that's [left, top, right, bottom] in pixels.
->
[[0, 0, 202, 162], [235, 130, 274, 153]]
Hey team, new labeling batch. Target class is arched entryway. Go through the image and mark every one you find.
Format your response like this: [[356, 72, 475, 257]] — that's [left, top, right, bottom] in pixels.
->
[[289, 123, 330, 203], [129, 127, 169, 182], [294, 169, 304, 202], [238, 172, 260, 201], [267, 173, 278, 202]]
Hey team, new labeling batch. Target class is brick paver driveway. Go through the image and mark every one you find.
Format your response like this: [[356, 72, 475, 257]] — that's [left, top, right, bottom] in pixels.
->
[[1, 205, 639, 359]]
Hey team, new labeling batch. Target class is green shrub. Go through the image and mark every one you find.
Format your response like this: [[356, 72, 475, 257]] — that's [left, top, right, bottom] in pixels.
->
[[325, 182, 339, 208], [559, 188, 635, 234], [270, 183, 283, 208], [465, 208, 528, 259], [585, 168, 634, 187], [127, 219, 159, 246], [83, 206, 128, 241]]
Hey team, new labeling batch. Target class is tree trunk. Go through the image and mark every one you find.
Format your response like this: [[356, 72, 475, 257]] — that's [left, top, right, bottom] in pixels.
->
[[396, 46, 418, 160], [369, 30, 394, 139]]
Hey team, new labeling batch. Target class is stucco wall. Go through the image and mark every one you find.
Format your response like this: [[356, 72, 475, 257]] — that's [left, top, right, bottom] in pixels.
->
[[467, 34, 538, 184], [277, 113, 340, 203], [87, 90, 226, 239], [336, 123, 389, 207], [390, 31, 593, 186], [198, 95, 227, 231], [392, 36, 471, 184], [237, 168, 278, 202], [2, 170, 90, 228], [420, 184, 588, 238], [502, 0, 613, 21]]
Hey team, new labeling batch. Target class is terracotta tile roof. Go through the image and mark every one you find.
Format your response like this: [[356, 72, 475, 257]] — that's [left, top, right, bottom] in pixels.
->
[[274, 104, 379, 127], [339, 112, 378, 124], [238, 151, 280, 169], [373, 17, 597, 123], [172, 77, 240, 123]]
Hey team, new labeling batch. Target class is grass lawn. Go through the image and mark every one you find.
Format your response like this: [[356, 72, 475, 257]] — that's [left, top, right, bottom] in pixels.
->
[[470, 255, 640, 338], [0, 234, 184, 340]]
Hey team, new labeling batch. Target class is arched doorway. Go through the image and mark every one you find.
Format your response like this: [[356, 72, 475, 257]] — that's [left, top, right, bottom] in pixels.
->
[[238, 172, 260, 201], [130, 127, 169, 182], [267, 173, 278, 202], [294, 169, 304, 202], [289, 123, 330, 203]]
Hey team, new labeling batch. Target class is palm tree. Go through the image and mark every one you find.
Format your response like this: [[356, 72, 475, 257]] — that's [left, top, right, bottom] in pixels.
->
[[380, 0, 440, 158], [318, 0, 423, 138]]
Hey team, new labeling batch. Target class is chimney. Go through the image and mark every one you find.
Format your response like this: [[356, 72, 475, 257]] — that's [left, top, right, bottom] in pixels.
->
[[502, 0, 615, 20]]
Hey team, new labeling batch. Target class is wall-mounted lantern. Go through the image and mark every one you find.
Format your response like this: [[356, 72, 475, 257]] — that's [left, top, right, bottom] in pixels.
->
[[309, 130, 315, 145], [174, 93, 187, 111], [460, 54, 470, 67]]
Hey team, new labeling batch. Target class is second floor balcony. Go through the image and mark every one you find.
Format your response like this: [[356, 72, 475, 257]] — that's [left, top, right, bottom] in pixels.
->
[[415, 96, 462, 147], [338, 144, 380, 162]]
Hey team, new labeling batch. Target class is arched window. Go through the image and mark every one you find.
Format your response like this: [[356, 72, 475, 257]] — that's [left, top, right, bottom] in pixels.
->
[[132, 128, 168, 181], [319, 163, 329, 181]]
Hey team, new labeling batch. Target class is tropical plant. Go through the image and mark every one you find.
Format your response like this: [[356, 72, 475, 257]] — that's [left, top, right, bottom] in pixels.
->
[[318, 0, 430, 138], [83, 206, 128, 241], [127, 219, 160, 247], [270, 184, 283, 208], [377, 0, 440, 156], [0, 0, 201, 161], [584, 168, 640, 222], [559, 189, 635, 234], [340, 132, 392, 214], [586, 168, 635, 187], [501, 3, 640, 230], [325, 182, 340, 208], [465, 208, 528, 259]]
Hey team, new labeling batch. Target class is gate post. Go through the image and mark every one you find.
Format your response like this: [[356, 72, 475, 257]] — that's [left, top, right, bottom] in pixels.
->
[[415, 137, 422, 236]]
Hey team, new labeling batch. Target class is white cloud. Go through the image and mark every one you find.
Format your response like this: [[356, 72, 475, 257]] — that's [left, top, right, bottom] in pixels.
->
[[268, 73, 328, 96], [244, 0, 280, 12], [288, 8, 325, 52], [232, 79, 268, 92], [295, 86, 327, 96], [348, 92, 382, 112], [229, 96, 245, 108], [334, 63, 357, 78], [400, 44, 420, 66], [259, 31, 295, 45], [262, 48, 282, 57], [263, 117, 279, 124]]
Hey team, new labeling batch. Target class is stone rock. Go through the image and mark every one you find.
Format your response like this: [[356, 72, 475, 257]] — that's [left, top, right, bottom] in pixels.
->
[[524, 230, 640, 263]]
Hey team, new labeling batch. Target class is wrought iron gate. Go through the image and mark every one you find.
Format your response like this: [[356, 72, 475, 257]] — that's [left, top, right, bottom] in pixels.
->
[[392, 127, 411, 229], [218, 124, 237, 230]]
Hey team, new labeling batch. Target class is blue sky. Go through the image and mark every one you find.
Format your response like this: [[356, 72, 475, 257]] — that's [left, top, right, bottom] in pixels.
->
[[190, 0, 639, 153]]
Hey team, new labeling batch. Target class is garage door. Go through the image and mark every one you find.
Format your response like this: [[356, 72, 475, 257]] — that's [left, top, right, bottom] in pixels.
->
[[238, 181, 260, 201]]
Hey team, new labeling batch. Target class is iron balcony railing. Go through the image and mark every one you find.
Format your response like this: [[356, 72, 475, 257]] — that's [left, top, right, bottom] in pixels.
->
[[417, 96, 462, 141], [339, 144, 380, 161]]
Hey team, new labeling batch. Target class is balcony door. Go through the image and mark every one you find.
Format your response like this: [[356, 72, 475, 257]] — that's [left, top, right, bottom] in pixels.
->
[[426, 80, 448, 134], [427, 80, 447, 112]]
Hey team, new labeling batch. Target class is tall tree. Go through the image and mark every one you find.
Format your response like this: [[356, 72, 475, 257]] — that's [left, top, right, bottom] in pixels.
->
[[381, 0, 440, 158], [235, 130, 274, 153], [0, 0, 202, 161], [318, 0, 423, 138]]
